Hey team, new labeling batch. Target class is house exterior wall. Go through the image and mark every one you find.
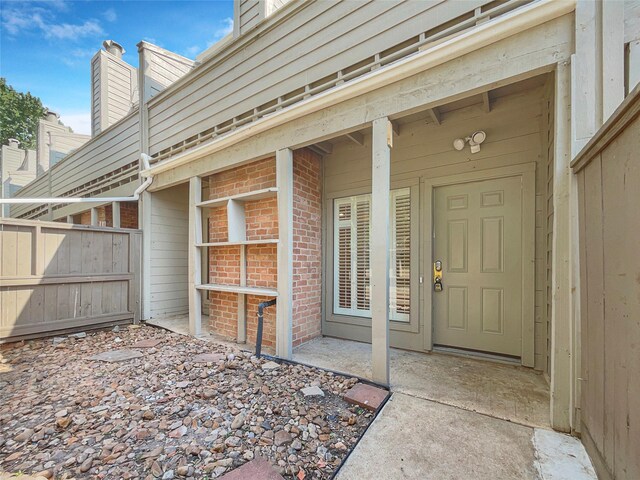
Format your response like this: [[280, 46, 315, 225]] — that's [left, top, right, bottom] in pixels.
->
[[322, 84, 552, 371], [36, 117, 90, 174], [292, 148, 322, 346], [204, 150, 321, 347], [148, 184, 189, 318], [91, 49, 138, 136], [147, 0, 509, 158]]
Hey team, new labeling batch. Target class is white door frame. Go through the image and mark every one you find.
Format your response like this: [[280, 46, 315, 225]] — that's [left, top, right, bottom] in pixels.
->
[[422, 162, 536, 367]]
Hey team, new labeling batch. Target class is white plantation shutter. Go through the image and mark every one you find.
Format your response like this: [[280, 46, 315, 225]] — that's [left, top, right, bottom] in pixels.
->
[[337, 202, 352, 309], [333, 188, 411, 321], [390, 189, 411, 322], [355, 199, 371, 311]]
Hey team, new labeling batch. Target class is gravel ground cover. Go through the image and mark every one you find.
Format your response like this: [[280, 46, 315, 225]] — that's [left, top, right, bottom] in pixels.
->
[[0, 326, 374, 479]]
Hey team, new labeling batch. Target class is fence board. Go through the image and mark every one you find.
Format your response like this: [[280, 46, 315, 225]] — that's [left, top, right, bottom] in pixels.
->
[[571, 85, 640, 480], [0, 218, 141, 342]]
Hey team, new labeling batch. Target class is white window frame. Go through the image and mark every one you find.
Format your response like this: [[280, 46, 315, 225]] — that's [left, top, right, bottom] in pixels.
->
[[332, 188, 411, 322]]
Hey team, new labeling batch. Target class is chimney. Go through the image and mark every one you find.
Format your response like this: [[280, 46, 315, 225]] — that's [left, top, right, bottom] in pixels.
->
[[7, 138, 20, 148], [46, 110, 60, 123], [91, 40, 137, 136], [103, 40, 125, 58]]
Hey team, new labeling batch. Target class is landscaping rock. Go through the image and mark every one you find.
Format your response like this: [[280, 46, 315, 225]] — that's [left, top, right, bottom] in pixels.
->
[[0, 326, 370, 479], [301, 385, 325, 397]]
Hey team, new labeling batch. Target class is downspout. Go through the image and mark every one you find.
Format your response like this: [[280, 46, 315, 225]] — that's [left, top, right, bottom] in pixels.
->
[[0, 154, 154, 206], [256, 299, 277, 358]]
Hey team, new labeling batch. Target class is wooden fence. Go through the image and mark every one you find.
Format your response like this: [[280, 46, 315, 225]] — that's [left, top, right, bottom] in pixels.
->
[[0, 218, 141, 342], [571, 85, 640, 480]]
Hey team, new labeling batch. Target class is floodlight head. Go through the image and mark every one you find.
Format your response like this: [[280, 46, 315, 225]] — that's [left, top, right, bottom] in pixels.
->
[[470, 130, 486, 145], [453, 138, 466, 151]]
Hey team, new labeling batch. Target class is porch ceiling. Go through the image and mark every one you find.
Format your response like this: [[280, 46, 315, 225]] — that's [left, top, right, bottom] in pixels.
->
[[308, 73, 550, 152]]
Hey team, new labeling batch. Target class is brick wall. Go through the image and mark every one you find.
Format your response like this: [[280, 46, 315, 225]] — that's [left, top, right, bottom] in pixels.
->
[[292, 149, 322, 346], [206, 158, 279, 347], [120, 202, 139, 228], [73, 201, 137, 228], [204, 151, 322, 349]]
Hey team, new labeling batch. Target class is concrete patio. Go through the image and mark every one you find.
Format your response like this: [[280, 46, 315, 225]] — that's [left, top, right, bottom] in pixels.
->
[[293, 336, 550, 428], [293, 337, 596, 480]]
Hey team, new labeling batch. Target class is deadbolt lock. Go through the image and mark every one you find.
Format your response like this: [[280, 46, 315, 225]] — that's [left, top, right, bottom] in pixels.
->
[[433, 260, 443, 292]]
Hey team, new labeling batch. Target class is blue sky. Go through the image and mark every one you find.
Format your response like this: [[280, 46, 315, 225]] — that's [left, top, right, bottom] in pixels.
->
[[1, 0, 234, 134]]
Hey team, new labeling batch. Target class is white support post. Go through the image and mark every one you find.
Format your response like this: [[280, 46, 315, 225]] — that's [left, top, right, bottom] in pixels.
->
[[276, 148, 293, 359], [601, 0, 625, 122], [66, 215, 74, 224], [90, 207, 99, 226], [112, 201, 121, 228], [189, 176, 203, 337], [629, 40, 640, 93], [371, 117, 392, 386], [551, 61, 572, 432]]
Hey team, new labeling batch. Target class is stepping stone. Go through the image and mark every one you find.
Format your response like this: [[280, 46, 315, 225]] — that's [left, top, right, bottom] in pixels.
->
[[301, 386, 325, 397], [219, 457, 284, 480], [343, 383, 388, 411], [192, 353, 225, 363], [132, 338, 162, 348], [87, 349, 144, 363], [261, 361, 280, 371]]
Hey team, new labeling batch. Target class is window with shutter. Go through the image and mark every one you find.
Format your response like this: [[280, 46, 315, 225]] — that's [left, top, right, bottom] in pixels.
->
[[333, 188, 411, 321]]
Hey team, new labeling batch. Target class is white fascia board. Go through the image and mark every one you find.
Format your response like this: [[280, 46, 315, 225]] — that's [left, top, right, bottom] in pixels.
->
[[142, 0, 576, 178]]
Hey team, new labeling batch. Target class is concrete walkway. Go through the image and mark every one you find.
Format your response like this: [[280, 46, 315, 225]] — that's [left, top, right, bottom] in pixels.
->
[[336, 393, 596, 480], [294, 337, 596, 480]]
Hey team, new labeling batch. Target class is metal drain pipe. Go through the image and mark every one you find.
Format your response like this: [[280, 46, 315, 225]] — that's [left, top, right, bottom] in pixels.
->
[[0, 154, 154, 206], [256, 299, 277, 358]]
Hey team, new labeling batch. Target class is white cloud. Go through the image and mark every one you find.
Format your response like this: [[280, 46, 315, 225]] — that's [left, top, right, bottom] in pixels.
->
[[46, 20, 103, 40], [208, 17, 234, 46], [103, 8, 117, 22], [183, 45, 200, 58], [1, 2, 103, 40], [58, 111, 92, 135], [185, 18, 234, 57]]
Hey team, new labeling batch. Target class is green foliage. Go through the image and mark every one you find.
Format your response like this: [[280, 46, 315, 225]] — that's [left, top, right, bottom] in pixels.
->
[[0, 77, 46, 150]]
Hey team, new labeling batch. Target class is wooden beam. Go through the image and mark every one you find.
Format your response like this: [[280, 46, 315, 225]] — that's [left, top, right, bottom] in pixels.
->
[[550, 61, 572, 432], [111, 202, 121, 228], [314, 141, 333, 154], [629, 40, 640, 93], [427, 107, 441, 125], [188, 176, 203, 337], [370, 117, 391, 386], [601, 0, 625, 122], [390, 121, 400, 137], [345, 131, 365, 146], [482, 91, 491, 113], [276, 148, 294, 359]]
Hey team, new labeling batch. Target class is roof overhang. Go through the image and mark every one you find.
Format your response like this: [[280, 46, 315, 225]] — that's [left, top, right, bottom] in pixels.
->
[[142, 0, 576, 179]]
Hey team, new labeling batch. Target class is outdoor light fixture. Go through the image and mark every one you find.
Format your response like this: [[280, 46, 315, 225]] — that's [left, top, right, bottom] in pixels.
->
[[453, 130, 487, 153]]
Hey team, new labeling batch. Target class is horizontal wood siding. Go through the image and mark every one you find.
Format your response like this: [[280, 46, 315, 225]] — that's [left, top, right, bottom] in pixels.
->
[[11, 112, 140, 219], [91, 54, 102, 134], [323, 85, 551, 368], [147, 0, 493, 155], [0, 218, 141, 341], [142, 47, 195, 103], [239, 0, 262, 34], [572, 88, 640, 480], [149, 183, 189, 317]]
